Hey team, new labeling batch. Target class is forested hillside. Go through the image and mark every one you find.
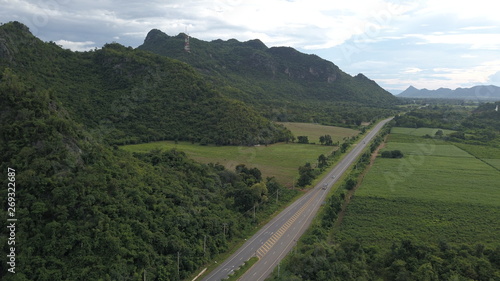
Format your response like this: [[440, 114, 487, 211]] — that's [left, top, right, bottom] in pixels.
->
[[0, 68, 295, 280], [0, 21, 303, 280], [393, 103, 500, 146], [0, 21, 291, 146], [138, 29, 398, 126]]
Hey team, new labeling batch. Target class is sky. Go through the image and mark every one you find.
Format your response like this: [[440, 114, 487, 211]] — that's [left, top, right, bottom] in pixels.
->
[[1, 0, 499, 93]]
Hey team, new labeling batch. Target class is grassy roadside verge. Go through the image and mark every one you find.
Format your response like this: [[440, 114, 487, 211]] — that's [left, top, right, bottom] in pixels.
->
[[222, 257, 259, 281]]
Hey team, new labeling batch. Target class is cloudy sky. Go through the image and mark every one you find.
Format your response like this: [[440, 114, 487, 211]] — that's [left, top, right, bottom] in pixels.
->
[[1, 0, 499, 93]]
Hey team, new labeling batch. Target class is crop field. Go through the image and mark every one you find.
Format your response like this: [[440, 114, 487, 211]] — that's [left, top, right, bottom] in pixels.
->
[[454, 143, 500, 171], [454, 142, 500, 160], [335, 197, 500, 246], [122, 142, 334, 187], [485, 159, 500, 170], [278, 122, 359, 143], [334, 128, 500, 248]]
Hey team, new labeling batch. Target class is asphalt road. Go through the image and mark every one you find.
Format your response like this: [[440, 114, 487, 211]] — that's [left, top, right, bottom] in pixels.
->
[[201, 118, 393, 281]]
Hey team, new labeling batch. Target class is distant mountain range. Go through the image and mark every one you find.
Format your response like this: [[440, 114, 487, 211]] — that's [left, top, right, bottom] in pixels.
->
[[398, 85, 500, 101]]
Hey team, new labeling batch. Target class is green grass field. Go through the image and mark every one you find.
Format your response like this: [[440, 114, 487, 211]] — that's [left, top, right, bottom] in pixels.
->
[[278, 122, 359, 143], [335, 127, 500, 247], [122, 123, 353, 186], [122, 141, 335, 186], [485, 159, 500, 170]]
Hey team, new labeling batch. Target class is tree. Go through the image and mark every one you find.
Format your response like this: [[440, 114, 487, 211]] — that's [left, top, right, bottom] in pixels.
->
[[250, 182, 269, 204], [344, 178, 357, 190], [236, 164, 262, 186], [340, 142, 350, 153], [324, 135, 333, 146], [319, 135, 326, 145], [382, 150, 403, 158], [318, 154, 328, 169], [266, 177, 281, 194], [297, 163, 315, 187], [392, 150, 404, 159], [297, 136, 309, 144], [381, 151, 393, 158]]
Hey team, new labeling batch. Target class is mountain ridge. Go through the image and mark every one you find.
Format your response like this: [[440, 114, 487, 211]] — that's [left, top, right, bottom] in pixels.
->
[[399, 85, 500, 100], [138, 29, 398, 125], [0, 21, 292, 145], [141, 29, 342, 85]]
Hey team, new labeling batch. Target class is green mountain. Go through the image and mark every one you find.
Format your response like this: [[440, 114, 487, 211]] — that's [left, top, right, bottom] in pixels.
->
[[138, 29, 399, 125], [0, 21, 306, 280], [0, 67, 297, 280], [0, 21, 292, 146]]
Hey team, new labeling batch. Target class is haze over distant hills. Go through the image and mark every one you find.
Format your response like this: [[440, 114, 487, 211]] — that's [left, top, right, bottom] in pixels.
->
[[398, 85, 500, 101]]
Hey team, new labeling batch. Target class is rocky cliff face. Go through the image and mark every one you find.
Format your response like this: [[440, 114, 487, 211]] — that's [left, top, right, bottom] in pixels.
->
[[139, 29, 343, 84]]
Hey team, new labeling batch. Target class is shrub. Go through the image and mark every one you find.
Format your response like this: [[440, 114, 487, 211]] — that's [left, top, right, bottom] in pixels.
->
[[381, 150, 404, 158]]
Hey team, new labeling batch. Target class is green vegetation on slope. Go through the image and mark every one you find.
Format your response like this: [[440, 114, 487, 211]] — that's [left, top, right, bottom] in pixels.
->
[[0, 21, 292, 146], [138, 29, 399, 127], [0, 68, 298, 280]]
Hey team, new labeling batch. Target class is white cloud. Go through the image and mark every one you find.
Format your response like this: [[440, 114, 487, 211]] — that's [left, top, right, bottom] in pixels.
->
[[55, 40, 96, 51], [403, 67, 423, 73], [488, 71, 500, 84], [1, 0, 500, 90], [460, 54, 478, 59], [408, 33, 500, 50], [432, 60, 500, 84], [417, 0, 499, 21], [379, 60, 500, 90], [460, 26, 497, 31]]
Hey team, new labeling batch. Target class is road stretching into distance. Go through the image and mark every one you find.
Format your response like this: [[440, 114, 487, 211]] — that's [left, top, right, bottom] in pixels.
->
[[201, 117, 393, 281]]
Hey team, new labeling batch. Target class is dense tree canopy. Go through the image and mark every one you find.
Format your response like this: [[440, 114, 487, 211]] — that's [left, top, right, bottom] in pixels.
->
[[394, 104, 500, 146], [0, 68, 293, 280]]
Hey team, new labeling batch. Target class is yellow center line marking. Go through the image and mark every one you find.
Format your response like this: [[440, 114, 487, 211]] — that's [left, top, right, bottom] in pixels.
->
[[256, 190, 322, 258]]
